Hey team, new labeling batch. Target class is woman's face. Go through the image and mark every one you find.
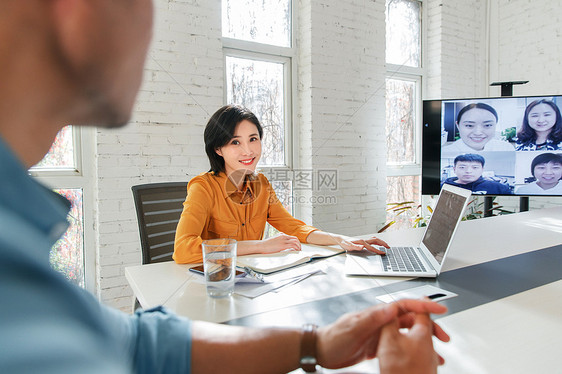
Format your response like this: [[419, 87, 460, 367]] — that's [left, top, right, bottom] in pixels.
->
[[528, 103, 556, 134], [457, 108, 498, 151], [216, 120, 262, 176], [534, 161, 562, 189]]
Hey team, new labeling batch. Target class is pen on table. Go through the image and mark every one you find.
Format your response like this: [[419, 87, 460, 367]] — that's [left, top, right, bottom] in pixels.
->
[[241, 267, 265, 283]]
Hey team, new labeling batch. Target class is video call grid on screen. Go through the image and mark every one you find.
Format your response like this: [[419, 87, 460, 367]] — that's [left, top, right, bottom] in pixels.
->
[[422, 95, 562, 197]]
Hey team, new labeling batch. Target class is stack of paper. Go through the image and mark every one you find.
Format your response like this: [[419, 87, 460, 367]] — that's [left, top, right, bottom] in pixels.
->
[[234, 264, 326, 298]]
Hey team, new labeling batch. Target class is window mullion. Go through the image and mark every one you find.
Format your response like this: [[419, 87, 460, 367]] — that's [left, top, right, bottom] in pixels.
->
[[222, 37, 295, 58]]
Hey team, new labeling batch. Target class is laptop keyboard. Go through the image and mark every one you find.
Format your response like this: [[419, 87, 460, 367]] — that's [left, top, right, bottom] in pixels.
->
[[382, 247, 427, 273]]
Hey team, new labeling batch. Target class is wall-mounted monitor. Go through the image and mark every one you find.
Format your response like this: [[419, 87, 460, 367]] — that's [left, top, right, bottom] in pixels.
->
[[422, 95, 562, 196]]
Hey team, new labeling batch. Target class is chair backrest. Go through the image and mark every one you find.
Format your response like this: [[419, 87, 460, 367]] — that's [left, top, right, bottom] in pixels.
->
[[131, 182, 188, 264]]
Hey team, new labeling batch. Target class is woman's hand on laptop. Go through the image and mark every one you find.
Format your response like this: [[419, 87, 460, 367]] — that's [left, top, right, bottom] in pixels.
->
[[338, 236, 389, 255], [306, 232, 389, 255]]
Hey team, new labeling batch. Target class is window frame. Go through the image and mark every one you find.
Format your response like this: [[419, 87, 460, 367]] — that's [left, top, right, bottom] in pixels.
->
[[221, 0, 298, 218], [28, 126, 96, 292], [385, 0, 426, 184], [222, 44, 294, 169], [28, 126, 82, 175], [385, 72, 423, 177]]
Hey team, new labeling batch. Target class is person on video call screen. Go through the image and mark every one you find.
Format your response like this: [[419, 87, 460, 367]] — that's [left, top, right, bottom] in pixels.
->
[[442, 103, 514, 154], [515, 99, 562, 151], [441, 153, 512, 195], [516, 153, 562, 195]]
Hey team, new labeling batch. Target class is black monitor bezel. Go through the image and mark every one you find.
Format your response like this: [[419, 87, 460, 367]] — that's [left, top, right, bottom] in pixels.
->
[[421, 94, 562, 197]]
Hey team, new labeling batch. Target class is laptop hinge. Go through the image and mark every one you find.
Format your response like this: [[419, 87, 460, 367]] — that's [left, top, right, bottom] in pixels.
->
[[418, 248, 436, 274]]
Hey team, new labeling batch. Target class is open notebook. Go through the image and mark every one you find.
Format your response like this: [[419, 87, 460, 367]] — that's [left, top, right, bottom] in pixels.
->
[[237, 243, 344, 274]]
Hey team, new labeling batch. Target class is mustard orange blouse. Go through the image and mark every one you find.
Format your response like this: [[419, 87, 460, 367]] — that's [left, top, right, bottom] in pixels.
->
[[173, 172, 318, 264]]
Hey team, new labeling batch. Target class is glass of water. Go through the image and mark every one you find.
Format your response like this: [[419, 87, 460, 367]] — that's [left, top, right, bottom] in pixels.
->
[[202, 239, 237, 298]]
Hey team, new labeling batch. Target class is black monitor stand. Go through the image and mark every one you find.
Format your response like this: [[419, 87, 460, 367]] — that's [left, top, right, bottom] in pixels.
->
[[487, 81, 530, 216]]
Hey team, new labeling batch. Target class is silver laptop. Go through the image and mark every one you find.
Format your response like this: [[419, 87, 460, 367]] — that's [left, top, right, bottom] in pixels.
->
[[345, 183, 472, 278]]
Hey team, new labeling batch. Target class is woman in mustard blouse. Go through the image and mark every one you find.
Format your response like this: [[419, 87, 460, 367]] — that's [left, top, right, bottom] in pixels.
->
[[173, 105, 388, 264]]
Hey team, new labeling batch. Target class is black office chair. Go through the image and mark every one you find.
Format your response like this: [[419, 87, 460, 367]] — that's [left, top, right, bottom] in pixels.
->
[[131, 181, 188, 264]]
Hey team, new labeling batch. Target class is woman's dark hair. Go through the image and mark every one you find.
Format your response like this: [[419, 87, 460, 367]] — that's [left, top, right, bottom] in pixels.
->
[[530, 152, 562, 177], [517, 99, 562, 146], [204, 104, 263, 173], [456, 103, 498, 124]]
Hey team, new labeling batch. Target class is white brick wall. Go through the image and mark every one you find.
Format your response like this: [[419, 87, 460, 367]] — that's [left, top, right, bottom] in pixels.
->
[[426, 0, 562, 212], [489, 0, 562, 210], [491, 0, 562, 94], [297, 0, 387, 236], [95, 0, 223, 310], [426, 0, 488, 99], [92, 0, 562, 311]]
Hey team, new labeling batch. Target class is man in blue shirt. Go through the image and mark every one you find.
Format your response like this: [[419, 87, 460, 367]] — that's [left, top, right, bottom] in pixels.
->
[[442, 153, 512, 195], [0, 1, 449, 373]]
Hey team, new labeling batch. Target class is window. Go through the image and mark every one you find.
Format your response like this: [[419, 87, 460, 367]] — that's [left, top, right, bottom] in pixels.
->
[[386, 0, 421, 68], [386, 78, 417, 166], [33, 126, 75, 169], [222, 0, 295, 235], [30, 126, 94, 290], [50, 188, 85, 288], [385, 0, 424, 228], [225, 55, 287, 166], [222, 0, 291, 48]]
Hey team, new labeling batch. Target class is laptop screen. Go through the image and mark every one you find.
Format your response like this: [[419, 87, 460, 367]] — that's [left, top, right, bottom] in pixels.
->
[[421, 188, 469, 264]]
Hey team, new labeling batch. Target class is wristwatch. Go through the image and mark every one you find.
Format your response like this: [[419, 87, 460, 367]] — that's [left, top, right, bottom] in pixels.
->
[[300, 324, 318, 373]]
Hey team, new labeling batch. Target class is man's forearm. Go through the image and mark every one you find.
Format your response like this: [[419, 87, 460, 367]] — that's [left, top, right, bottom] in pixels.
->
[[191, 321, 302, 374]]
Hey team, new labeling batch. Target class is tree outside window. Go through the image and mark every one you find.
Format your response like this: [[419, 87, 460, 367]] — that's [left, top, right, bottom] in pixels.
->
[[31, 126, 86, 287], [385, 0, 423, 229]]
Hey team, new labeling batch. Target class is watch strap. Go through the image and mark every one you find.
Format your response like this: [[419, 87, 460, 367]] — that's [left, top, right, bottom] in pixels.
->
[[300, 323, 318, 373]]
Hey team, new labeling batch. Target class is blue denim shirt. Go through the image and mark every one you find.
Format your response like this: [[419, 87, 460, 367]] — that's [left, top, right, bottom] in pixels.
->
[[0, 136, 192, 373]]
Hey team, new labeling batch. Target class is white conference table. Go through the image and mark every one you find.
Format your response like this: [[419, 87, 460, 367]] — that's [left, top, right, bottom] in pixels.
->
[[126, 206, 562, 373]]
